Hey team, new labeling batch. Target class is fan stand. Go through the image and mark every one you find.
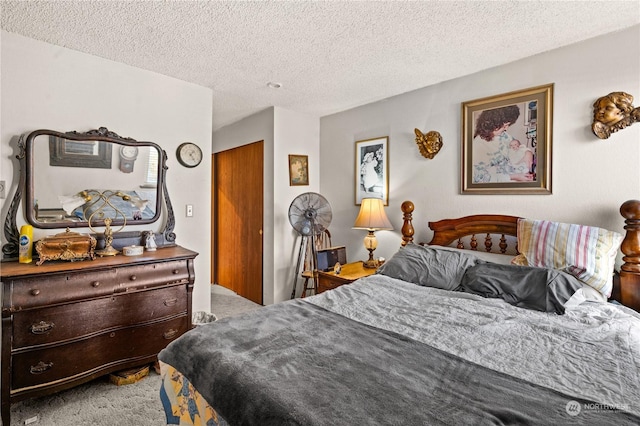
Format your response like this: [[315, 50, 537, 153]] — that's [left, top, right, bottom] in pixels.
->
[[288, 192, 332, 299], [290, 228, 319, 299]]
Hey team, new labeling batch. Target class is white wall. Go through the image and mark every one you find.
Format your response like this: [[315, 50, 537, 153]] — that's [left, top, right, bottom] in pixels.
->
[[0, 31, 214, 313], [273, 107, 320, 302], [320, 25, 640, 265], [212, 106, 319, 304]]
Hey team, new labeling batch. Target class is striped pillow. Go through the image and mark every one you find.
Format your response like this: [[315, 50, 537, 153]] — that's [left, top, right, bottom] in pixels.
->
[[516, 218, 623, 298]]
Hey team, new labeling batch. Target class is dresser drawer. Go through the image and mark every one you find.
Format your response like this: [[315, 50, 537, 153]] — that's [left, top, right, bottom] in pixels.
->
[[115, 259, 189, 291], [12, 284, 187, 348], [9, 269, 118, 310], [317, 278, 342, 294], [317, 274, 352, 293], [12, 315, 188, 391]]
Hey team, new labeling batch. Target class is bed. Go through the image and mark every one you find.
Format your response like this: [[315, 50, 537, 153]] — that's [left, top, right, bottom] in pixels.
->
[[158, 200, 640, 425]]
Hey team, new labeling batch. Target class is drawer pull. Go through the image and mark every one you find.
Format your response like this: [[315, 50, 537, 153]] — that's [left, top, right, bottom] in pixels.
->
[[172, 269, 180, 274], [30, 289, 40, 296], [91, 281, 100, 287], [129, 275, 137, 281], [30, 361, 53, 375], [164, 298, 178, 306], [163, 329, 178, 340], [30, 321, 55, 334]]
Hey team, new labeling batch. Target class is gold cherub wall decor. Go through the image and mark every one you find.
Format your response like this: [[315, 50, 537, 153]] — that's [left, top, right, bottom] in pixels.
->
[[592, 91, 640, 139], [414, 129, 443, 159]]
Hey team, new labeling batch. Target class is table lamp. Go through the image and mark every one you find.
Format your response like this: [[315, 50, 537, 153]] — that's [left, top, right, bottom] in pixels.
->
[[353, 198, 393, 268]]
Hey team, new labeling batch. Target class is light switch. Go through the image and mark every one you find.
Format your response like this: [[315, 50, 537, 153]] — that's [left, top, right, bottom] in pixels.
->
[[186, 204, 193, 217]]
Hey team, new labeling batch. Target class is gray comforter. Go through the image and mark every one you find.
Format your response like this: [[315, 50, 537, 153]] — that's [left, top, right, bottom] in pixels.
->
[[159, 275, 640, 425]]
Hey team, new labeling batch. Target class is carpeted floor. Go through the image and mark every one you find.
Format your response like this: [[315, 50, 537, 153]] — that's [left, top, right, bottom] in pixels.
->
[[8, 285, 262, 426], [209, 284, 263, 319]]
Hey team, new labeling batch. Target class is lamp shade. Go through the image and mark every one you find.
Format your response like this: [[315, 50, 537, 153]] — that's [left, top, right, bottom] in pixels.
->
[[353, 198, 393, 231]]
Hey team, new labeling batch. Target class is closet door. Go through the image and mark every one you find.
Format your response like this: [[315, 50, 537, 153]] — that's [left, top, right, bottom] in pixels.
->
[[213, 141, 263, 304]]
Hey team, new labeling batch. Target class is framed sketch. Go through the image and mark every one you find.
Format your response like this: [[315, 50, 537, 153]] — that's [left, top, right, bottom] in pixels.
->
[[49, 136, 112, 169], [288, 154, 309, 186], [355, 136, 388, 205], [461, 84, 553, 194]]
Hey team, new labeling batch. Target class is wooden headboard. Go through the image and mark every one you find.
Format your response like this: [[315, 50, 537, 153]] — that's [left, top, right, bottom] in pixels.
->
[[620, 199, 640, 311], [400, 201, 520, 255], [399, 199, 640, 312]]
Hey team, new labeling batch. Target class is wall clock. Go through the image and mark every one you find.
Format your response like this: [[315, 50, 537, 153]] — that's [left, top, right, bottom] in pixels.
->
[[176, 142, 203, 168], [119, 145, 139, 173]]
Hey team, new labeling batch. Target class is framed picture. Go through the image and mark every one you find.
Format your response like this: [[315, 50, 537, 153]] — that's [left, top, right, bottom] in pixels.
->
[[355, 136, 388, 205], [288, 154, 309, 186], [461, 83, 553, 194], [49, 136, 112, 169]]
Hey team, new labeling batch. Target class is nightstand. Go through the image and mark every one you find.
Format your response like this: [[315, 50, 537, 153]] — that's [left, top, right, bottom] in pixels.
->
[[316, 261, 377, 294]]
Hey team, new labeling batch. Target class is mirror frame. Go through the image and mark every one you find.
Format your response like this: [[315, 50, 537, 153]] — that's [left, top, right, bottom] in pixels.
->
[[2, 127, 177, 259], [26, 128, 162, 229]]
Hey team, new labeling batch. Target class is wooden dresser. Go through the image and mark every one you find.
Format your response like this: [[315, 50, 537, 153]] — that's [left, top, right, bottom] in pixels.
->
[[0, 245, 197, 425]]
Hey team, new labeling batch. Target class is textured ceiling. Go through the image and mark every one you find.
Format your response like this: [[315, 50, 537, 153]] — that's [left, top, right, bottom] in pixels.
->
[[1, 1, 639, 131]]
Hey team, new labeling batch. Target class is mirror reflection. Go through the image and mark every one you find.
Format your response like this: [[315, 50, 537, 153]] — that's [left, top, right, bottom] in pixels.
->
[[27, 133, 162, 228]]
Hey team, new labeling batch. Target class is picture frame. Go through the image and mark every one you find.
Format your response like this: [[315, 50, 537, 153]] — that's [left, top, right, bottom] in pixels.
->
[[288, 154, 309, 186], [49, 136, 112, 169], [355, 136, 389, 205], [461, 83, 553, 194]]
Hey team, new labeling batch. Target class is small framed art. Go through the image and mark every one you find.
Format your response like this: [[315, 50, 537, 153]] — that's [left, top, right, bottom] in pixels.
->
[[461, 84, 553, 194], [288, 154, 309, 186], [49, 136, 112, 169], [355, 136, 388, 205]]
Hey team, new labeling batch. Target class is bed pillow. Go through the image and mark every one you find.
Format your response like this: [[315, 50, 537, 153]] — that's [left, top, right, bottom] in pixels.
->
[[431, 244, 516, 265], [377, 244, 481, 290], [516, 218, 622, 298], [460, 263, 583, 314]]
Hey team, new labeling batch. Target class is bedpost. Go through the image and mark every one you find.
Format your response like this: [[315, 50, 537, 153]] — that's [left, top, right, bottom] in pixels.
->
[[619, 199, 640, 311], [401, 201, 414, 246]]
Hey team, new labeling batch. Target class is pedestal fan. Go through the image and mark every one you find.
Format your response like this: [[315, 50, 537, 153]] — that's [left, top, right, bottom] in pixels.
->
[[288, 192, 332, 298]]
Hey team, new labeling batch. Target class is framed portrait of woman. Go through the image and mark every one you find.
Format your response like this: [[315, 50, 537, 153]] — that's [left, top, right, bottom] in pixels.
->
[[461, 84, 553, 195], [355, 136, 388, 205], [288, 154, 309, 186]]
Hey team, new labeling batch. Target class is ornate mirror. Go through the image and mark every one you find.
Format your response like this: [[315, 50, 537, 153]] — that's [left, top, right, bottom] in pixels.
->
[[2, 127, 176, 258]]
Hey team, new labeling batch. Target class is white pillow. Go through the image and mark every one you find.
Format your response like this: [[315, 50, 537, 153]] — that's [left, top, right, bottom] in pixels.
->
[[430, 244, 515, 265], [563, 285, 607, 309]]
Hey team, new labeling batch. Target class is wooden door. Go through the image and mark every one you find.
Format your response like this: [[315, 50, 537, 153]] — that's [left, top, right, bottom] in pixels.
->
[[213, 141, 264, 304]]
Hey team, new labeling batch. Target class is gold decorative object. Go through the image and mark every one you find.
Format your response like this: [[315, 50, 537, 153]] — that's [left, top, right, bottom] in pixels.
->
[[414, 129, 443, 159], [592, 91, 640, 139], [35, 228, 96, 265], [81, 190, 129, 256]]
